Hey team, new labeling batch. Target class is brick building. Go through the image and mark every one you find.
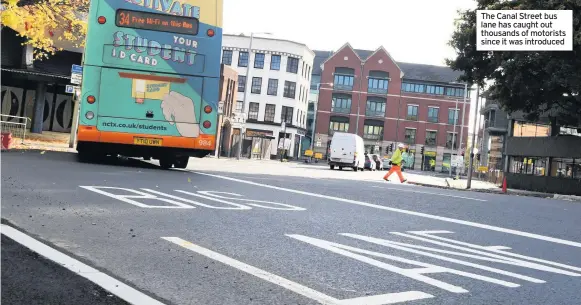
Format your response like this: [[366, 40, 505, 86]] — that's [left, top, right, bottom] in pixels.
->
[[215, 64, 238, 157], [312, 43, 471, 172]]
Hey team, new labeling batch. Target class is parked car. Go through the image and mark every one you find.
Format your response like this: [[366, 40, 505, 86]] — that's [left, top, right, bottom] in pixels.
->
[[382, 157, 391, 170], [364, 154, 376, 171], [328, 132, 365, 171]]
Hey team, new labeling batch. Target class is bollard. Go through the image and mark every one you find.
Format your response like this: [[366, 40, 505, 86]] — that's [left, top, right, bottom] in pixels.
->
[[502, 176, 507, 193], [1, 132, 13, 151]]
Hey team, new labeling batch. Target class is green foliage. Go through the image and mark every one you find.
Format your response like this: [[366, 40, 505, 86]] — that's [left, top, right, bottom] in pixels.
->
[[447, 0, 581, 126]]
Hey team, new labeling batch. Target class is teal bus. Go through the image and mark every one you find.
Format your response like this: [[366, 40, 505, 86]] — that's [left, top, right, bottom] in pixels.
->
[[77, 0, 223, 169]]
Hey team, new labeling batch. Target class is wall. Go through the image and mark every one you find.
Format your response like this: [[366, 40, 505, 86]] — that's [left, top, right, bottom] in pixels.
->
[[506, 173, 581, 195]]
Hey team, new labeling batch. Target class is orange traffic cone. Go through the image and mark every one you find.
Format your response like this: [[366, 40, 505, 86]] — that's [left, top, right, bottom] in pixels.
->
[[502, 176, 507, 193]]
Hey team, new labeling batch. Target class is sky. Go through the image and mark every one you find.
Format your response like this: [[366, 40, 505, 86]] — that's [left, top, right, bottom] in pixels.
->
[[222, 0, 484, 138], [223, 0, 477, 66]]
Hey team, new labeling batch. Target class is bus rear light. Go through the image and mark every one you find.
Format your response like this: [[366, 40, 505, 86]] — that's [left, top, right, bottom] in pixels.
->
[[87, 95, 96, 104], [85, 111, 94, 119], [203, 121, 211, 128], [204, 105, 212, 113], [207, 29, 215, 37], [98, 16, 106, 24]]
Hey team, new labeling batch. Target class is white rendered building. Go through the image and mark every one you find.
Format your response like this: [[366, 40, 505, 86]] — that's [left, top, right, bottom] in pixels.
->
[[222, 34, 315, 159]]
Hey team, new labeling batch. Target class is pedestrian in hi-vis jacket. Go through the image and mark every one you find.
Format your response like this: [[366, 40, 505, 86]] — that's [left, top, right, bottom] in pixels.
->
[[383, 143, 408, 183]]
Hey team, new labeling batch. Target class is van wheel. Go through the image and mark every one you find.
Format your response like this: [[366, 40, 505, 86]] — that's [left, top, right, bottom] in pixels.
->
[[330, 165, 335, 170], [352, 166, 358, 171], [339, 166, 343, 170]]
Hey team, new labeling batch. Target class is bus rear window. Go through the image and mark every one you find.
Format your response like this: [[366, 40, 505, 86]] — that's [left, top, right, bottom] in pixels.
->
[[115, 9, 199, 36]]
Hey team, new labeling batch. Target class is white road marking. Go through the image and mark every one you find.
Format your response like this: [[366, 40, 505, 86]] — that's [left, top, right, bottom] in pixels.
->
[[381, 186, 487, 202], [340, 233, 545, 283], [288, 234, 519, 293], [1, 225, 165, 305], [195, 191, 306, 211], [162, 237, 433, 305], [141, 189, 251, 210], [191, 172, 581, 249], [397, 231, 581, 274], [79, 186, 195, 209]]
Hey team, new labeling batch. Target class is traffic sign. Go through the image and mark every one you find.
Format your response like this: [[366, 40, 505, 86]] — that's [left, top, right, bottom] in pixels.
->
[[315, 141, 322, 147], [218, 101, 224, 114], [71, 73, 82, 85], [65, 85, 75, 94], [71, 64, 83, 74]]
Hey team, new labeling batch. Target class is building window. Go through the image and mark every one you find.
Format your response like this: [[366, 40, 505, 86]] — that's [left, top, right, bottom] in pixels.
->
[[254, 53, 265, 69], [448, 108, 459, 125], [264, 104, 275, 122], [329, 117, 349, 133], [550, 158, 581, 178], [238, 51, 248, 67], [406, 105, 418, 121], [363, 124, 383, 140], [267, 79, 278, 96], [311, 75, 321, 90], [368, 78, 388, 94], [222, 50, 232, 65], [283, 81, 296, 98], [366, 98, 386, 117], [237, 75, 246, 92], [401, 83, 425, 93], [404, 128, 416, 144], [334, 74, 354, 91], [251, 77, 262, 94], [427, 85, 444, 95], [331, 94, 351, 114], [513, 121, 551, 137], [286, 57, 299, 73], [427, 107, 439, 123], [509, 157, 552, 177], [281, 106, 293, 124], [248, 102, 259, 120], [446, 132, 458, 149], [425, 130, 437, 146], [270, 55, 281, 70], [235, 101, 243, 113], [446, 87, 466, 97]]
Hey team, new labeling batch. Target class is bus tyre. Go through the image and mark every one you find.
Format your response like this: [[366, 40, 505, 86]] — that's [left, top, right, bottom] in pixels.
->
[[174, 156, 189, 169], [159, 158, 173, 169]]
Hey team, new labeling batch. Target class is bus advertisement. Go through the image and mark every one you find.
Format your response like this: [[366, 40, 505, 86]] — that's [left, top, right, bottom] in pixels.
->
[[77, 0, 223, 169]]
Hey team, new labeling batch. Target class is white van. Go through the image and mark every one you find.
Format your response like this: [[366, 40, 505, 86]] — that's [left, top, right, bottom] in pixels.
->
[[328, 132, 365, 171]]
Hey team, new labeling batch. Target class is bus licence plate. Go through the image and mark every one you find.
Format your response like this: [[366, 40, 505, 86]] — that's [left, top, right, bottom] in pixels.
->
[[134, 137, 162, 146]]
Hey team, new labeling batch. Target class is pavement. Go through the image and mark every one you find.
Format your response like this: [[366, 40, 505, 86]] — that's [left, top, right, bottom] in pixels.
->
[[1, 234, 129, 305], [2, 150, 581, 305]]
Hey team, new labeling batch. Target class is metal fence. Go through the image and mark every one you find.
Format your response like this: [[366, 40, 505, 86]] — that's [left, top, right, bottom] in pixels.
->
[[1, 114, 30, 144]]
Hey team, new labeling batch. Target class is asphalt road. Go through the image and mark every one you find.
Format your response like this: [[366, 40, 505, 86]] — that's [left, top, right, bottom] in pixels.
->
[[2, 150, 581, 305], [1, 234, 130, 305]]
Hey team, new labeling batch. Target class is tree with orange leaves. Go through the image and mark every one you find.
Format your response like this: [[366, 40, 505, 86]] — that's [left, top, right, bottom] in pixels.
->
[[1, 0, 89, 60]]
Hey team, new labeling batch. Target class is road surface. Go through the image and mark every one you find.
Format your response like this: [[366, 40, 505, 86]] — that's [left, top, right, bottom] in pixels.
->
[[2, 150, 581, 305]]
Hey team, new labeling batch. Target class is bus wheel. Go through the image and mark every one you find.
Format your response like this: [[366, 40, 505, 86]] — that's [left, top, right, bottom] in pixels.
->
[[174, 156, 189, 169], [159, 158, 173, 169]]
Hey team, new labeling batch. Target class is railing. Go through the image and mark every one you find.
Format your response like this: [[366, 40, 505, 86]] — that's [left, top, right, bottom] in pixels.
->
[[331, 107, 351, 114], [334, 84, 353, 91], [365, 110, 385, 117], [1, 114, 30, 144], [367, 88, 388, 94]]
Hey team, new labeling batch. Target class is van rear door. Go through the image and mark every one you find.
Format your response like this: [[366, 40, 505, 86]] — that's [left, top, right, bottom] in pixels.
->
[[329, 134, 355, 163]]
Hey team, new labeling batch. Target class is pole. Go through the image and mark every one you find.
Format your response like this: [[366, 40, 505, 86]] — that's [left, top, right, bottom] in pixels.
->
[[280, 122, 286, 162], [237, 32, 254, 160], [450, 97, 458, 177], [309, 84, 319, 151], [68, 89, 80, 148], [467, 85, 481, 189], [355, 63, 363, 135], [459, 82, 468, 176]]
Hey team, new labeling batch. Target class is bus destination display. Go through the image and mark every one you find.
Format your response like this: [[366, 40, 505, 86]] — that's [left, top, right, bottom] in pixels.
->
[[115, 9, 199, 35]]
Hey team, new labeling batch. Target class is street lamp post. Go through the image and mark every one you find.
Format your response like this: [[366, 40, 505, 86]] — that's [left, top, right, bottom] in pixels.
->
[[450, 97, 459, 177], [236, 31, 272, 160], [280, 121, 287, 162]]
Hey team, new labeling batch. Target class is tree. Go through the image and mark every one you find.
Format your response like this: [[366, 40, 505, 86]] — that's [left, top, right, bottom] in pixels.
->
[[1, 0, 88, 60], [446, 0, 581, 127]]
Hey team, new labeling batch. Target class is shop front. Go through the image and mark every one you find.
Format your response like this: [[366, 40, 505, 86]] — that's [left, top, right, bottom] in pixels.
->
[[246, 128, 274, 160], [422, 151, 437, 171]]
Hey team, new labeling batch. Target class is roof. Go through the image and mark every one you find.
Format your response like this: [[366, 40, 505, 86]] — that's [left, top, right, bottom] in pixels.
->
[[223, 34, 316, 57], [313, 46, 463, 84]]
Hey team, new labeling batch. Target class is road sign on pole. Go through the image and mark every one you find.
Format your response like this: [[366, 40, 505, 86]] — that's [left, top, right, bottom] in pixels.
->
[[65, 85, 75, 94], [71, 73, 82, 85], [71, 64, 83, 74]]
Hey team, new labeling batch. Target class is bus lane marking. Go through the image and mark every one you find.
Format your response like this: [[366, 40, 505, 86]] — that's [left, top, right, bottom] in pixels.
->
[[79, 186, 305, 211], [162, 237, 433, 305], [191, 172, 581, 249]]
